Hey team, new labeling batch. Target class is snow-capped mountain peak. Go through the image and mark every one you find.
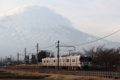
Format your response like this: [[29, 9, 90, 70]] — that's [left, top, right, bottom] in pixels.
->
[[0, 5, 113, 57]]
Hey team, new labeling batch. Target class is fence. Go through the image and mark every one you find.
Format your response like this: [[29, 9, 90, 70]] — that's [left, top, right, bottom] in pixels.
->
[[65, 71, 120, 79]]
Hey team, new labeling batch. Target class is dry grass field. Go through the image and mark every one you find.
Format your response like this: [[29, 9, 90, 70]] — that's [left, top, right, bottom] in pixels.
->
[[1, 69, 118, 80], [44, 75, 117, 80], [0, 69, 49, 80], [4, 64, 42, 69], [2, 65, 120, 80]]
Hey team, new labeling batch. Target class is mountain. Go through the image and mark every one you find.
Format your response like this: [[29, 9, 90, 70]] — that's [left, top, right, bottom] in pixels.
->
[[0, 5, 116, 57]]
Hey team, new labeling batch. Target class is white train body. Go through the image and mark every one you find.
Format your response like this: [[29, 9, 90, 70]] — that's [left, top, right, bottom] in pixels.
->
[[42, 55, 92, 70]]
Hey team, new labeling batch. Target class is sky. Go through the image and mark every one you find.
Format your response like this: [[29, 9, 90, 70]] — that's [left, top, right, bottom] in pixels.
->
[[0, 0, 120, 42]]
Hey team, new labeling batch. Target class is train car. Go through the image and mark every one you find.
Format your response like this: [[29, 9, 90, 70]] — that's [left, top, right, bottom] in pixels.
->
[[42, 54, 92, 70]]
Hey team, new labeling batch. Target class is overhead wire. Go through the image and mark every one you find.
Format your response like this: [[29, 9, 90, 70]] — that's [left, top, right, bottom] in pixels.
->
[[19, 50, 24, 55], [12, 54, 17, 59], [41, 49, 53, 52], [26, 46, 37, 54], [71, 30, 120, 46], [11, 29, 120, 59], [27, 53, 36, 55], [59, 42, 67, 45], [39, 43, 56, 50], [19, 54, 25, 56]]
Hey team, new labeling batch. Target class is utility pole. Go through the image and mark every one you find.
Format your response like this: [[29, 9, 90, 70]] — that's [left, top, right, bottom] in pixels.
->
[[1, 58, 3, 67], [25, 48, 26, 65], [36, 43, 38, 66], [57, 40, 60, 70], [10, 55, 12, 64], [56, 41, 76, 70], [68, 50, 73, 55], [17, 53, 19, 64], [10, 55, 12, 60]]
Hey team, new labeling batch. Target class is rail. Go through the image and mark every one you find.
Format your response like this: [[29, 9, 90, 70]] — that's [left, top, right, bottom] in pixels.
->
[[63, 71, 120, 79]]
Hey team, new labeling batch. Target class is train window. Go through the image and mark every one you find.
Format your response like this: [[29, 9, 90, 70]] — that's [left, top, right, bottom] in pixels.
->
[[88, 57, 92, 61], [72, 58, 75, 62], [66, 59, 69, 62], [59, 59, 61, 62], [80, 57, 92, 62], [64, 59, 65, 62], [85, 57, 92, 61], [80, 57, 84, 62], [84, 57, 89, 61]]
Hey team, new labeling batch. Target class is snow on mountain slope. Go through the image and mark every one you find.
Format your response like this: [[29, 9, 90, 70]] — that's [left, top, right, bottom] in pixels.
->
[[0, 5, 113, 57]]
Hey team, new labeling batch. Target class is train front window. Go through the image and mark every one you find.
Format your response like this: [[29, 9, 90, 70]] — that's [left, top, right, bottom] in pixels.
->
[[80, 57, 84, 62], [84, 57, 89, 61], [88, 57, 92, 61], [80, 57, 92, 62]]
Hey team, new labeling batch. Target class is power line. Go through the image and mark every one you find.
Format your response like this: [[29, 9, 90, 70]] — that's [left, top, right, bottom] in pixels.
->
[[59, 42, 67, 45], [73, 30, 120, 46], [19, 54, 25, 56], [27, 53, 36, 55], [19, 50, 24, 55], [26, 46, 36, 53], [41, 48, 55, 51], [39, 43, 56, 50]]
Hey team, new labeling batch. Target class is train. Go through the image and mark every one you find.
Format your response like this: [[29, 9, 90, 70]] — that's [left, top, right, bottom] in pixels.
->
[[42, 54, 92, 70]]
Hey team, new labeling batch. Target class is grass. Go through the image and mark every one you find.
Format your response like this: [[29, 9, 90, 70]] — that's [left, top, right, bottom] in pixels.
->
[[4, 70, 44, 77], [3, 64, 42, 69], [1, 65, 118, 80], [1, 69, 115, 80], [44, 74, 115, 80], [0, 69, 49, 79]]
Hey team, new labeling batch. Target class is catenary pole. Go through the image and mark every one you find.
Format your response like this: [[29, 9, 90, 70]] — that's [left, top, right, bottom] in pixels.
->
[[57, 40, 59, 70], [25, 48, 26, 65], [17, 53, 19, 64], [36, 43, 38, 66]]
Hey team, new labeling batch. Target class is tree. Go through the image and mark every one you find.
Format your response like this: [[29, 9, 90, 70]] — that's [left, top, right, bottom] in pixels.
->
[[83, 46, 120, 70], [96, 48, 120, 69], [31, 54, 36, 64], [25, 55, 29, 64], [37, 50, 55, 62], [50, 53, 55, 58]]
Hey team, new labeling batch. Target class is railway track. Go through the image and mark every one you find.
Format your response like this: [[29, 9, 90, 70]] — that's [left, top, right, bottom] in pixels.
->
[[39, 68, 120, 79]]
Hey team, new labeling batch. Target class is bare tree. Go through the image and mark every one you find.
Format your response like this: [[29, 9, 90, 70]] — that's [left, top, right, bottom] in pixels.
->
[[83, 46, 120, 70]]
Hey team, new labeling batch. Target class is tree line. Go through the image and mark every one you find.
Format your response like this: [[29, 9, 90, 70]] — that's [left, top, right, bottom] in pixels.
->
[[83, 45, 120, 71], [25, 50, 54, 64], [25, 45, 120, 71]]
